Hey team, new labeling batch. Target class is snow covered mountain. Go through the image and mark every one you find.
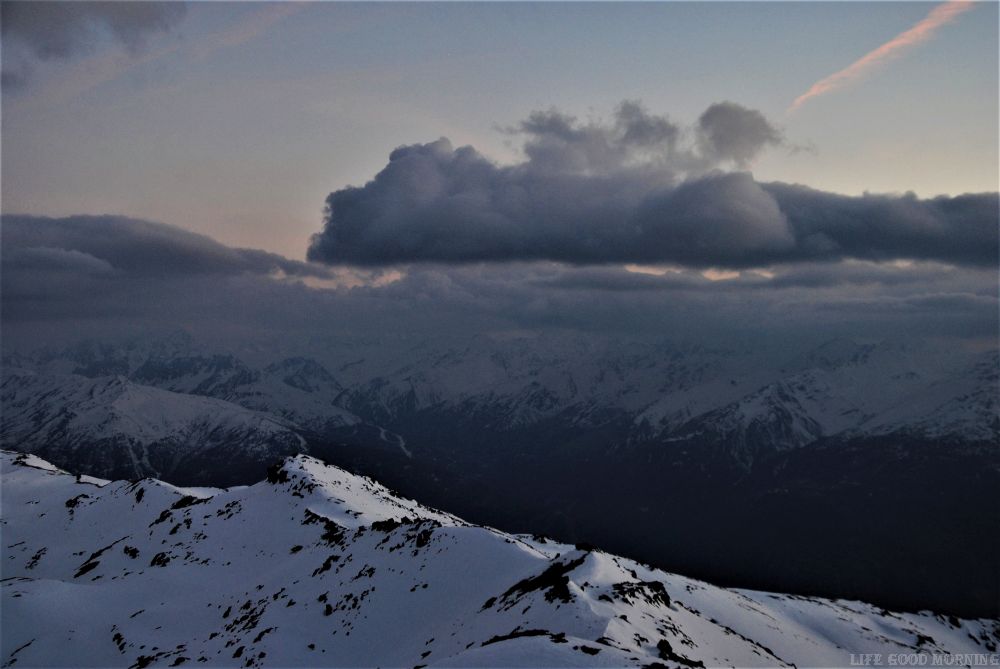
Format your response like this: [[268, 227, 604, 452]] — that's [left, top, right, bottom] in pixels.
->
[[0, 371, 307, 484], [132, 353, 360, 436], [335, 337, 765, 436], [3, 450, 997, 669], [26, 340, 360, 435], [661, 346, 998, 468], [0, 340, 406, 484]]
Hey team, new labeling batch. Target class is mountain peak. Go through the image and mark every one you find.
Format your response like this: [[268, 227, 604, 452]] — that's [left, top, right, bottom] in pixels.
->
[[263, 453, 459, 531]]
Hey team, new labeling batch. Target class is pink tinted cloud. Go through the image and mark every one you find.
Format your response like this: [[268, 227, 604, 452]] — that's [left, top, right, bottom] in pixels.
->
[[789, 1, 975, 112]]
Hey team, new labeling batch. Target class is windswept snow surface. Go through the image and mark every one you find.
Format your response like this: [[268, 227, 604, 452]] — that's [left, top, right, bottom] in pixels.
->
[[2, 451, 997, 668]]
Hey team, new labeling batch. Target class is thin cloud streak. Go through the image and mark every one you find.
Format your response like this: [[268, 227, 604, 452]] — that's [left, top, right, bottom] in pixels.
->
[[789, 0, 974, 112], [198, 3, 306, 55]]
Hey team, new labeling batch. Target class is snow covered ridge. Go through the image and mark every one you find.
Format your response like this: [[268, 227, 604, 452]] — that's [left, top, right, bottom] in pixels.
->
[[2, 451, 997, 668]]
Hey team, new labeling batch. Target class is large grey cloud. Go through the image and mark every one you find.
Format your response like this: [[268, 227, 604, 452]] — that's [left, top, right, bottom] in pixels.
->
[[1, 1, 186, 88], [307, 102, 997, 269]]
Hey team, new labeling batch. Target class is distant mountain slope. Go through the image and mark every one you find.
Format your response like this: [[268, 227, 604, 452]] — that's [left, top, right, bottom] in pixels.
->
[[0, 372, 306, 483], [132, 353, 359, 435], [335, 337, 764, 435], [664, 345, 998, 466], [3, 450, 997, 669], [9, 335, 359, 435], [332, 336, 996, 457], [855, 351, 1000, 441]]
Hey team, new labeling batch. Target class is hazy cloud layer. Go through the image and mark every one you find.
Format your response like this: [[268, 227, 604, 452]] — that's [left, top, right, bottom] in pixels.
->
[[1, 1, 186, 87], [308, 102, 997, 268], [3, 215, 995, 354]]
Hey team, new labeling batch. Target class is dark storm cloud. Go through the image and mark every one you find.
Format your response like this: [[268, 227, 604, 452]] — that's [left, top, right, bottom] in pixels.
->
[[1, 1, 185, 87], [307, 102, 997, 269]]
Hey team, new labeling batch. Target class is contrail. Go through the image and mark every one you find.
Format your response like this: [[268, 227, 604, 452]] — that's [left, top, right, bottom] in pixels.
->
[[789, 0, 974, 112]]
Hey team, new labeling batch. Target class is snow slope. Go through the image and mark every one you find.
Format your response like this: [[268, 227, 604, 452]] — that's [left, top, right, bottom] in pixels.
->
[[3, 450, 997, 668]]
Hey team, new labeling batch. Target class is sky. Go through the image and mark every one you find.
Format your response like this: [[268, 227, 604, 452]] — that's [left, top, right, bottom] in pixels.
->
[[2, 1, 997, 258], [1, 1, 997, 354]]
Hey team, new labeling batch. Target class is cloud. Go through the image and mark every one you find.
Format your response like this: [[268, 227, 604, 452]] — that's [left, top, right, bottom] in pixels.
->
[[2, 215, 995, 352], [697, 102, 783, 167], [511, 101, 684, 175], [789, 1, 975, 112], [5, 4, 304, 109], [541, 260, 995, 297], [1, 1, 186, 87], [1, 215, 331, 280], [761, 183, 998, 267], [307, 102, 997, 269], [4, 246, 115, 276], [632, 172, 795, 265]]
